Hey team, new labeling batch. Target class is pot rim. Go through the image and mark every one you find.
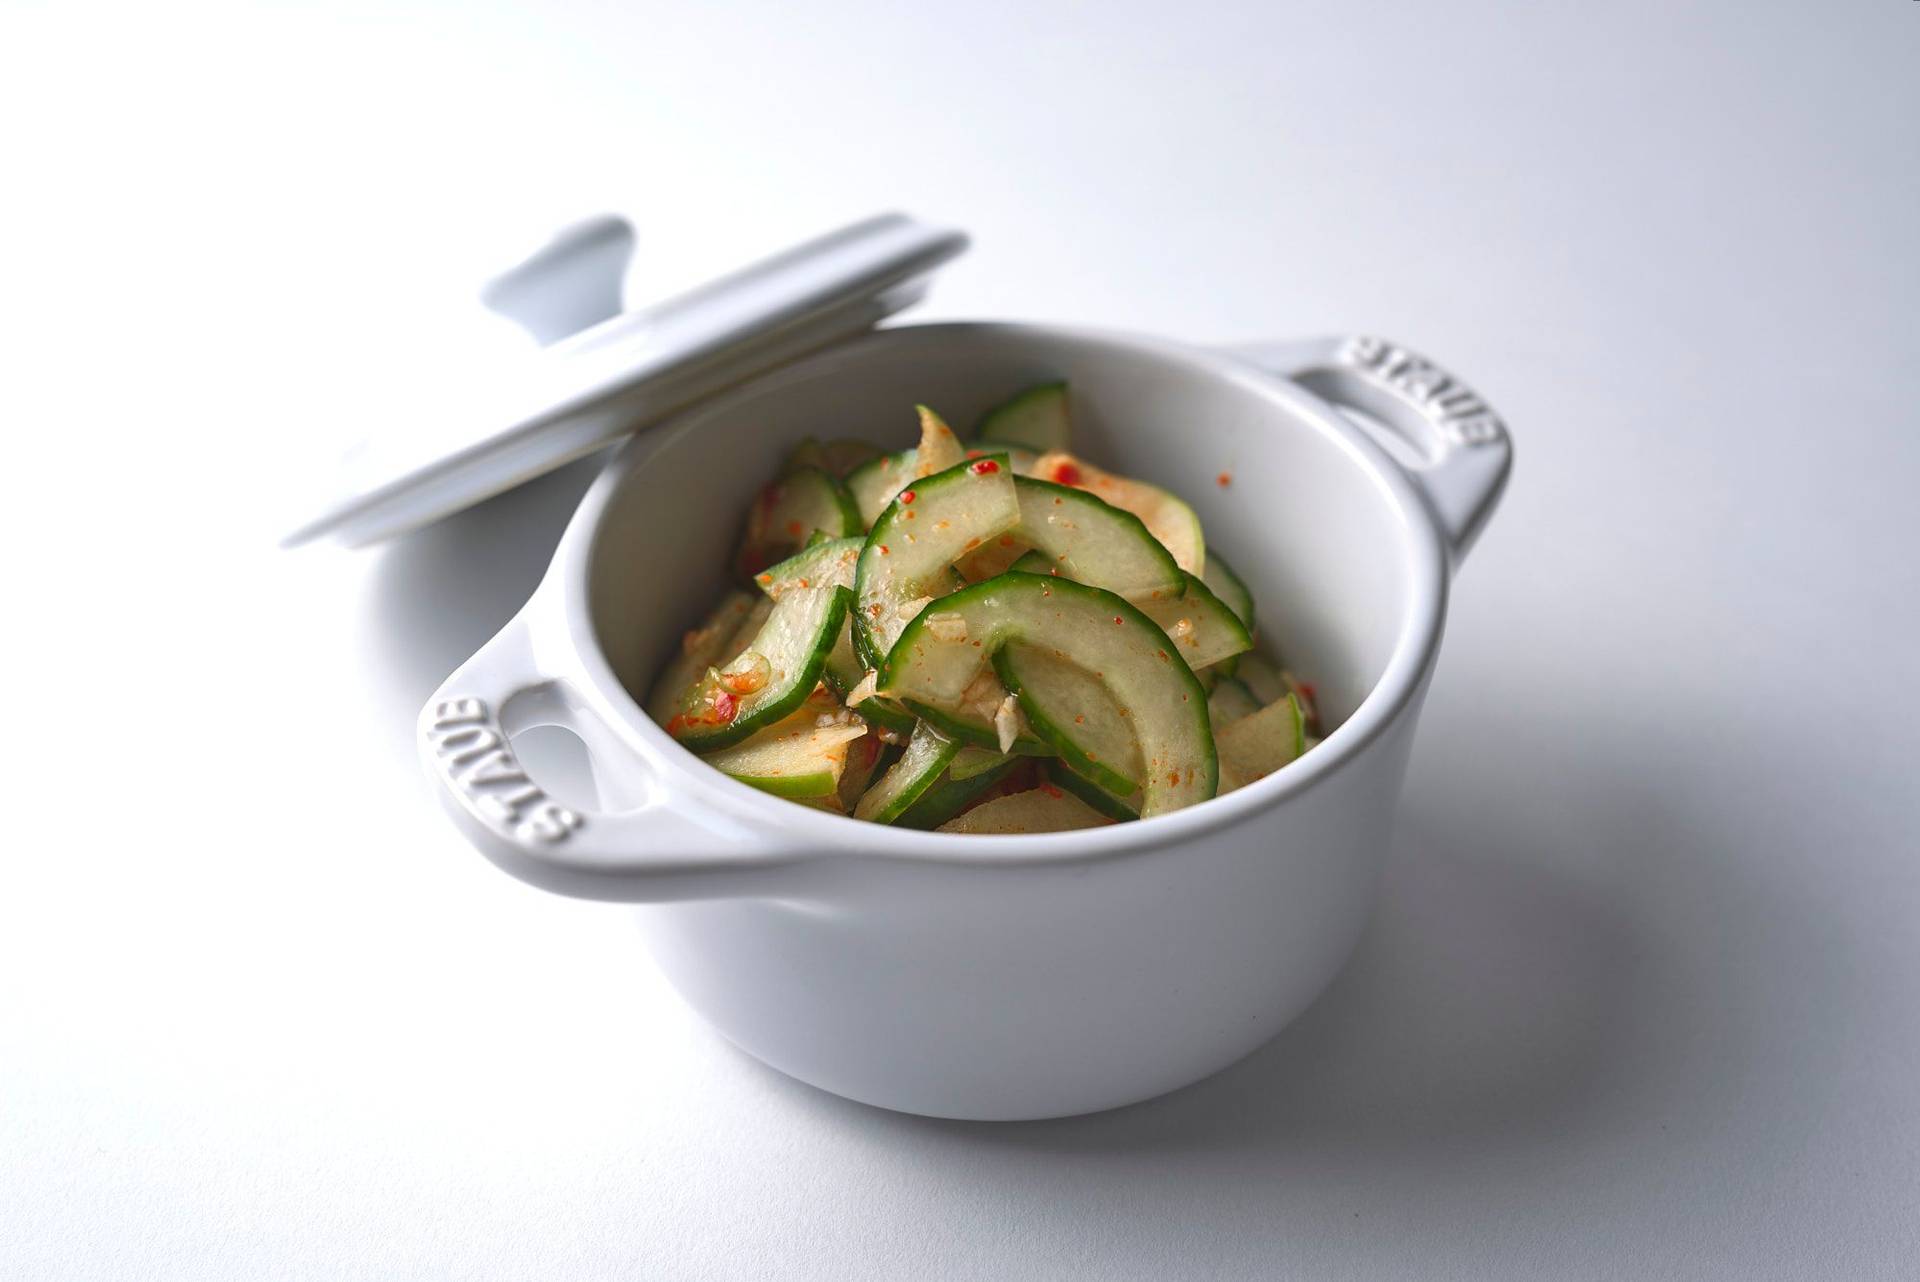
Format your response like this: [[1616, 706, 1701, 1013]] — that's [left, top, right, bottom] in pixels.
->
[[550, 320, 1449, 868]]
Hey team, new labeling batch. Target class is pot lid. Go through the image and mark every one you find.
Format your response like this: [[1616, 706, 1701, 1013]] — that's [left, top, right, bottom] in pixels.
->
[[282, 212, 968, 548]]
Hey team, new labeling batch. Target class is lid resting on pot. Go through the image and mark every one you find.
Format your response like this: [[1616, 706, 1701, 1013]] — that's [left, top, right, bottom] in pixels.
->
[[283, 212, 968, 549]]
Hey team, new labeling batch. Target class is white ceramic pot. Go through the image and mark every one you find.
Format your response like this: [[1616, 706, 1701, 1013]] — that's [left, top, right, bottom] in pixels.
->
[[419, 323, 1511, 1121]]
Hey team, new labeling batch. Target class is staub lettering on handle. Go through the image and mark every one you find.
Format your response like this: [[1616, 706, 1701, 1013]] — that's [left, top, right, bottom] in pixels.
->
[[427, 698, 583, 844], [1341, 336, 1505, 447]]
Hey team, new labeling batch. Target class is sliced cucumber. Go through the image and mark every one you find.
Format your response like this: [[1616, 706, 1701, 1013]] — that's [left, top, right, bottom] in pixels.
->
[[703, 698, 869, 799], [720, 596, 773, 655], [1047, 760, 1141, 822], [1282, 669, 1323, 736], [880, 573, 1215, 817], [913, 404, 965, 477], [954, 534, 1029, 583], [949, 745, 1012, 781], [846, 448, 917, 528], [734, 466, 861, 577], [856, 692, 920, 736], [1135, 572, 1252, 671], [1001, 475, 1183, 602], [852, 454, 1019, 669], [1235, 651, 1288, 705], [936, 785, 1114, 834], [853, 720, 960, 824], [975, 382, 1071, 453], [1030, 451, 1205, 576], [981, 445, 1040, 475], [669, 574, 851, 752], [1201, 551, 1255, 631], [754, 535, 861, 599], [833, 729, 886, 811], [786, 436, 884, 478], [993, 642, 1143, 797], [1206, 675, 1262, 726], [645, 590, 756, 725], [1218, 693, 1305, 793], [904, 695, 1051, 756], [896, 756, 1025, 830], [820, 617, 864, 696]]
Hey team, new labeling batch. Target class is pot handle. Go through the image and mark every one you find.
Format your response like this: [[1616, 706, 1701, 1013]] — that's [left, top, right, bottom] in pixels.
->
[[1223, 336, 1512, 564], [418, 608, 801, 902]]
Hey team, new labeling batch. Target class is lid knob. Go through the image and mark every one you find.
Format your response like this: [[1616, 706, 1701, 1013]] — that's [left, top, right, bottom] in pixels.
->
[[479, 214, 635, 346]]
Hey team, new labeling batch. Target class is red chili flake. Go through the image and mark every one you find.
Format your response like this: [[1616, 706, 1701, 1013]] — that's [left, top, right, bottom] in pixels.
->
[[1039, 783, 1064, 799], [1299, 681, 1318, 701], [1216, 471, 1232, 488], [1168, 771, 1181, 786], [877, 545, 890, 555], [970, 459, 1000, 474], [1113, 616, 1124, 625], [1051, 462, 1082, 485], [1157, 649, 1169, 660], [899, 489, 916, 504], [998, 535, 1014, 547], [755, 573, 772, 586], [785, 520, 805, 537], [1074, 715, 1085, 724]]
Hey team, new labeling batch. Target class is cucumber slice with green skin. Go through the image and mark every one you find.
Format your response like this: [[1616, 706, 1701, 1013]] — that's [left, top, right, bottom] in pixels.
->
[[975, 382, 1071, 454], [1030, 452, 1205, 576], [1046, 760, 1142, 822], [1201, 551, 1255, 631], [977, 445, 1039, 475], [1206, 675, 1262, 726], [1282, 670, 1323, 736], [786, 436, 885, 479], [852, 454, 1020, 670], [955, 533, 1029, 583], [949, 745, 1012, 781], [914, 405, 965, 477], [754, 535, 862, 599], [833, 730, 886, 811], [936, 785, 1113, 834], [669, 577, 851, 752], [820, 618, 866, 699], [846, 448, 918, 527], [1235, 651, 1288, 705], [896, 756, 1024, 830], [735, 467, 861, 578], [880, 572, 1216, 817], [703, 699, 869, 799], [992, 642, 1143, 798], [645, 590, 756, 725], [1217, 693, 1306, 793], [853, 720, 960, 824], [856, 692, 919, 736], [903, 697, 1053, 756], [1000, 476, 1184, 602], [1135, 572, 1252, 671]]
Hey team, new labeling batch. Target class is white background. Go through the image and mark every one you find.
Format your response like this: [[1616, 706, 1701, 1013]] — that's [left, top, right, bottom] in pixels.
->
[[3, 2, 1916, 1278]]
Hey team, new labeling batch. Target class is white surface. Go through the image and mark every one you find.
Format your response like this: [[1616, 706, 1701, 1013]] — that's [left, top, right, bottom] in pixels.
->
[[3, 1, 1915, 1278], [420, 322, 1464, 1119]]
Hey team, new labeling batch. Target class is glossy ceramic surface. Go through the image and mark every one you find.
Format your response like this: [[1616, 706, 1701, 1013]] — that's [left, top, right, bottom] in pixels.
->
[[418, 322, 1510, 1119]]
